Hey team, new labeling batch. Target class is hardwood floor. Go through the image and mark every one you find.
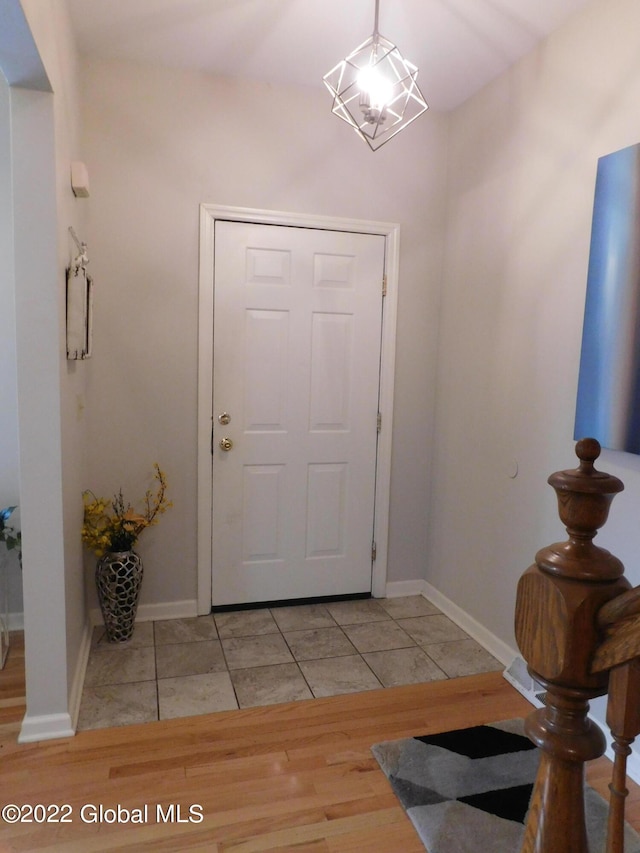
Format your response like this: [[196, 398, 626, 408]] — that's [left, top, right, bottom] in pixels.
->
[[1, 635, 639, 851]]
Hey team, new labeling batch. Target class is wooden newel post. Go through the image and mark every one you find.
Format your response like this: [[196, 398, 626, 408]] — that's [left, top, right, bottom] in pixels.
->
[[515, 438, 631, 853]]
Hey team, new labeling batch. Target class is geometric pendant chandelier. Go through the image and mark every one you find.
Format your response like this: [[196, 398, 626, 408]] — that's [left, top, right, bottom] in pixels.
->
[[323, 0, 428, 151]]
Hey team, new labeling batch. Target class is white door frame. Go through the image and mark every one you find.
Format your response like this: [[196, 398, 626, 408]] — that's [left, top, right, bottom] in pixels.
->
[[196, 204, 400, 614]]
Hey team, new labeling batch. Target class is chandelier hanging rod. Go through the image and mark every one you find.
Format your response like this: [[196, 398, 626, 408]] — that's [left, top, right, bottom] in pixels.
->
[[322, 0, 428, 151]]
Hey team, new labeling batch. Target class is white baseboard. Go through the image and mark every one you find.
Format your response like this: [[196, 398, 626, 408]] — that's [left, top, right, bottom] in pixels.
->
[[68, 621, 93, 731], [385, 579, 517, 665], [19, 712, 75, 743], [384, 579, 429, 598], [421, 581, 518, 666], [18, 622, 92, 741], [8, 611, 24, 631], [89, 599, 198, 627]]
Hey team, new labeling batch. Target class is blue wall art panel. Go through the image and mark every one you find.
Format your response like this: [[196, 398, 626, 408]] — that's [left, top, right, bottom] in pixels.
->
[[574, 142, 640, 454]]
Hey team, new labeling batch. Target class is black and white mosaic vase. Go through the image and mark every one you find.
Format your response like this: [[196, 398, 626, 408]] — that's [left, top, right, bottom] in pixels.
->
[[95, 550, 143, 642]]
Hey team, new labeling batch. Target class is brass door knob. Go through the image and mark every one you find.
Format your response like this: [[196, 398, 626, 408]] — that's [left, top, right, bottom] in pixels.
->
[[219, 438, 233, 452]]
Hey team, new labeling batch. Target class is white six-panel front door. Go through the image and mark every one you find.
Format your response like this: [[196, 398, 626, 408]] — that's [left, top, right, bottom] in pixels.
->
[[212, 221, 385, 606]]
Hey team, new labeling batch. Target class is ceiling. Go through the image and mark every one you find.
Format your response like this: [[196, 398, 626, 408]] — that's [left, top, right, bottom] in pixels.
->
[[65, 0, 592, 112]]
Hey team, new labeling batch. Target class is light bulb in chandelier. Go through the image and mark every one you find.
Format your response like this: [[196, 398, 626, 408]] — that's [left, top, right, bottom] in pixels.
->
[[357, 64, 393, 124]]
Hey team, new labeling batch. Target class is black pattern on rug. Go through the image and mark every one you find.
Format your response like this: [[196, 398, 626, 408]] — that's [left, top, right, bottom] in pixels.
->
[[371, 718, 640, 853]]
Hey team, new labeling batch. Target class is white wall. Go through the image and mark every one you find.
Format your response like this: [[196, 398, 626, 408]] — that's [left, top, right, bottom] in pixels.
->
[[27, 0, 89, 716], [0, 72, 23, 619], [80, 58, 449, 609], [12, 0, 87, 738], [0, 78, 17, 487], [12, 83, 73, 739], [428, 0, 640, 700]]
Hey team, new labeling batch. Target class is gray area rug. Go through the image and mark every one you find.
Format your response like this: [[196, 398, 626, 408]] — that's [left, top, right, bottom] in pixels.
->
[[371, 718, 640, 853]]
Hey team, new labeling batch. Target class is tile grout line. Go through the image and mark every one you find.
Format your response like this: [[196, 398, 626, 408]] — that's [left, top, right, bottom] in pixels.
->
[[78, 600, 501, 730], [269, 608, 317, 701]]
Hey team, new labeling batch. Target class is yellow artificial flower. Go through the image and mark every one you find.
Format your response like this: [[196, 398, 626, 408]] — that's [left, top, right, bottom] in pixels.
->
[[82, 464, 171, 557]]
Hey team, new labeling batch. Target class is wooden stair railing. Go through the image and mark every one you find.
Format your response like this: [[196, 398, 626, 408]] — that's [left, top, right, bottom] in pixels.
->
[[515, 438, 633, 853], [593, 591, 640, 853], [601, 659, 640, 853]]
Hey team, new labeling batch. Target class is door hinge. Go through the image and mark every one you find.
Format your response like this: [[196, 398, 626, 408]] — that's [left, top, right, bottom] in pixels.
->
[[377, 412, 382, 433], [382, 274, 387, 297], [371, 541, 377, 561]]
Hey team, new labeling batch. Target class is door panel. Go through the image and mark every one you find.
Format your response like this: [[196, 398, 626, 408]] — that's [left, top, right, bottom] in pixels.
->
[[309, 313, 353, 430], [212, 221, 385, 606], [306, 463, 347, 557], [244, 310, 289, 430]]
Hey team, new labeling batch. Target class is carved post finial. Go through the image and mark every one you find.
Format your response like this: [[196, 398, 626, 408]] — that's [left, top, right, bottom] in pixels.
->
[[540, 439, 624, 582], [515, 439, 630, 853], [575, 436, 601, 465]]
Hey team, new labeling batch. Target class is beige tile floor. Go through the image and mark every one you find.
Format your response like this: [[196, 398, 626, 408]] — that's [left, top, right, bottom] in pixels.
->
[[76, 595, 503, 731]]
